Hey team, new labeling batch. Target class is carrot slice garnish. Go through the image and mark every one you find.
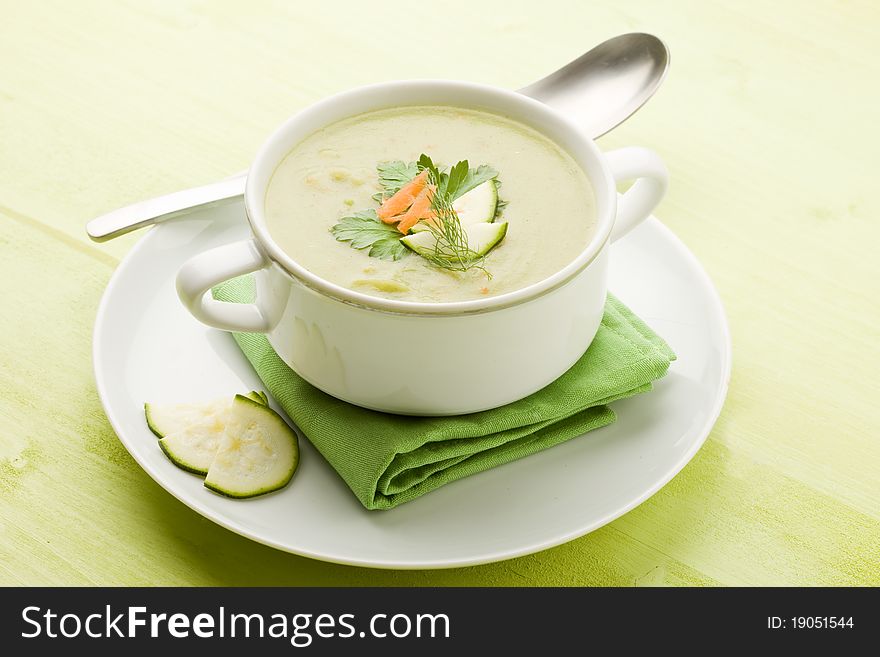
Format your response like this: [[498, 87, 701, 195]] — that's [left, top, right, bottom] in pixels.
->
[[379, 205, 411, 224], [397, 185, 435, 234], [377, 170, 428, 222]]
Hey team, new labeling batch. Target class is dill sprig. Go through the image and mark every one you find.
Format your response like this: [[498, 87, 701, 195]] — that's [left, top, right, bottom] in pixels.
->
[[418, 161, 491, 278]]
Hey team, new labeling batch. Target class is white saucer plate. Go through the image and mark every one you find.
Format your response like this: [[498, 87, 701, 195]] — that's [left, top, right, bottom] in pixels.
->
[[93, 202, 730, 569]]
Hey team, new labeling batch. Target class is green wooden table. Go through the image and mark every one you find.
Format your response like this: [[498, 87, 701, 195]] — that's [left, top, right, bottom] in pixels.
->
[[1, 0, 877, 586]]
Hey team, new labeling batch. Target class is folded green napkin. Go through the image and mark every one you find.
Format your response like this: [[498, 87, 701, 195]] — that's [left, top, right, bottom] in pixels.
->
[[213, 278, 675, 510]]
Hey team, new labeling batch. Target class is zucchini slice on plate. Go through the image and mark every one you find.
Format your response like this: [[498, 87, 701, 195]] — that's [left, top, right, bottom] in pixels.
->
[[204, 395, 299, 499], [144, 391, 267, 438], [158, 417, 227, 476]]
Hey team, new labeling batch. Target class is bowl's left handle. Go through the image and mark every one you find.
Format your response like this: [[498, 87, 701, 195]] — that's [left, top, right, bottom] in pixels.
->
[[176, 238, 275, 333]]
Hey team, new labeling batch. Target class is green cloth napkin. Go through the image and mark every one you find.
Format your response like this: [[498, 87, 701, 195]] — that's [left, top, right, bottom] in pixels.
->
[[213, 278, 675, 510]]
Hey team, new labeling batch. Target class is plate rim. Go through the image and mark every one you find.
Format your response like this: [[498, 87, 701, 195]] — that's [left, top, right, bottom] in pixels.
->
[[92, 214, 732, 569]]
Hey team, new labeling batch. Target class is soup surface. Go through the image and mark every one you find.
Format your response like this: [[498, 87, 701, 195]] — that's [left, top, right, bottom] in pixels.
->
[[265, 106, 595, 302]]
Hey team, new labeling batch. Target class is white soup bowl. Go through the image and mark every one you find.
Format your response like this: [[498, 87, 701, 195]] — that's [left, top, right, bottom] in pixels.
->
[[176, 81, 668, 415]]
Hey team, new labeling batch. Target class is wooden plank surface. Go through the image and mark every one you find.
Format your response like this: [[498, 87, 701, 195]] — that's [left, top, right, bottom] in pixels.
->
[[1, 0, 877, 585]]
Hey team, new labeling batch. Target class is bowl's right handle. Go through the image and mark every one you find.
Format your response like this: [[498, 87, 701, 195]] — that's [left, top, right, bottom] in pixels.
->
[[606, 147, 669, 242]]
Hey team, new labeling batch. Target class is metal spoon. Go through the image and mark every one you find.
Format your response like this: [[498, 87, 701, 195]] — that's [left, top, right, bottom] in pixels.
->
[[519, 32, 669, 138], [86, 33, 668, 242]]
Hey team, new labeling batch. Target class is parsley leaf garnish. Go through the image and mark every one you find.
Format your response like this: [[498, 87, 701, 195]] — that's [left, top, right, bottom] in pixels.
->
[[329, 209, 409, 261], [374, 160, 420, 201], [452, 163, 498, 200], [443, 159, 468, 198]]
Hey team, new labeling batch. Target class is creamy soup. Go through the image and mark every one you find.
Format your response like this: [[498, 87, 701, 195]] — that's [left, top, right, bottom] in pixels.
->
[[265, 106, 595, 303]]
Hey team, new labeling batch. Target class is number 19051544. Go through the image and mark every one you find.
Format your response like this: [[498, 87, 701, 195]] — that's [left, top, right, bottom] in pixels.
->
[[767, 617, 854, 630]]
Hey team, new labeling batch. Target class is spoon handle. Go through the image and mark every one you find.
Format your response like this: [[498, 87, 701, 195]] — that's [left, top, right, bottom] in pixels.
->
[[86, 174, 246, 242]]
